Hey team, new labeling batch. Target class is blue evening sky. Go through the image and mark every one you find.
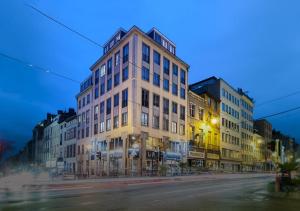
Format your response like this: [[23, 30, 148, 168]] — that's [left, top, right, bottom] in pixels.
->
[[0, 0, 299, 151]]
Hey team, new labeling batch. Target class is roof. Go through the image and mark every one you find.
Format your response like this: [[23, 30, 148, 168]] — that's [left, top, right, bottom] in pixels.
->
[[89, 25, 190, 71]]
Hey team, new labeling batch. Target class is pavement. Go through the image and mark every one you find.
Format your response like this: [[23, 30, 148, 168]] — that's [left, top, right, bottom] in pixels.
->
[[1, 173, 300, 210]]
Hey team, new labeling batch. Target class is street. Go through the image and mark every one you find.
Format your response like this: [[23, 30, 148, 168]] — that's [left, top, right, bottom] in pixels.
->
[[1, 173, 299, 210]]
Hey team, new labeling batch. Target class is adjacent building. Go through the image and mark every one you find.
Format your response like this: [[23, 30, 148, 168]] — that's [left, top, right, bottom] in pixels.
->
[[190, 77, 244, 172], [187, 90, 220, 170]]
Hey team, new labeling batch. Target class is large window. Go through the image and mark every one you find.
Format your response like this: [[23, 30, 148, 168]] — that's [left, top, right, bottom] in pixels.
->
[[114, 93, 119, 107], [153, 94, 160, 107], [172, 83, 178, 95], [121, 112, 128, 126], [189, 103, 195, 118], [152, 115, 159, 129], [141, 89, 149, 108], [171, 122, 177, 133], [153, 73, 160, 87], [172, 102, 177, 114], [106, 98, 111, 115], [122, 66, 128, 81], [122, 88, 128, 108], [95, 69, 99, 85], [123, 43, 129, 64], [172, 64, 178, 76], [142, 66, 150, 81], [141, 112, 149, 126], [94, 87, 99, 99], [180, 105, 185, 121], [163, 117, 169, 131], [113, 115, 119, 129], [94, 105, 98, 120], [163, 78, 169, 91], [163, 57, 170, 75], [106, 118, 111, 131], [142, 43, 150, 63], [153, 50, 160, 65], [100, 82, 105, 96], [115, 51, 120, 66], [114, 72, 120, 87], [180, 69, 186, 84], [107, 57, 112, 75], [163, 98, 169, 114], [100, 121, 104, 133], [107, 78, 112, 91], [180, 87, 186, 99]]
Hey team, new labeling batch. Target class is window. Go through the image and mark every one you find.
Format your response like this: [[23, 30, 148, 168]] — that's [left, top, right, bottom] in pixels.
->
[[86, 127, 89, 137], [179, 124, 185, 135], [94, 124, 98, 135], [114, 93, 119, 107], [163, 57, 170, 75], [95, 69, 99, 85], [94, 105, 98, 120], [163, 98, 169, 114], [142, 43, 150, 63], [121, 112, 128, 126], [198, 107, 204, 120], [115, 51, 120, 66], [87, 94, 90, 104], [172, 102, 177, 114], [153, 50, 160, 65], [152, 115, 159, 129], [122, 88, 128, 108], [141, 112, 149, 126], [153, 73, 160, 87], [180, 69, 186, 84], [142, 66, 150, 81], [100, 121, 104, 133], [180, 105, 185, 120], [106, 98, 111, 115], [100, 64, 106, 77], [163, 117, 169, 131], [82, 97, 86, 107], [123, 43, 129, 64], [172, 64, 178, 76], [94, 87, 99, 99], [222, 103, 225, 112], [180, 87, 186, 99], [142, 89, 149, 108], [122, 66, 128, 81], [171, 122, 177, 133], [114, 72, 120, 87], [106, 118, 111, 131], [107, 78, 112, 91], [163, 78, 169, 91], [107, 58, 112, 75], [100, 101, 104, 114], [113, 115, 119, 129], [100, 82, 105, 96], [78, 100, 81, 109], [153, 94, 160, 107], [172, 83, 178, 95], [189, 103, 195, 117]]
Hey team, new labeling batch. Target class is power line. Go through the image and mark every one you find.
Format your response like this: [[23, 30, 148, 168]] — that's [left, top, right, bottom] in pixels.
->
[[256, 106, 300, 120], [25, 4, 184, 90], [0, 52, 80, 84], [256, 91, 300, 107]]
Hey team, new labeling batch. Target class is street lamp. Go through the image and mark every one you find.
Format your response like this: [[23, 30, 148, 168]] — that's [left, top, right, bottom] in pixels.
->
[[211, 118, 218, 125]]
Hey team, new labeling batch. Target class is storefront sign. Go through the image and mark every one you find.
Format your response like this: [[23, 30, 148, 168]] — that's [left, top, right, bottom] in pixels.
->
[[207, 153, 220, 160], [146, 150, 163, 160], [128, 148, 140, 158], [109, 151, 123, 159], [188, 151, 205, 159], [165, 152, 182, 161]]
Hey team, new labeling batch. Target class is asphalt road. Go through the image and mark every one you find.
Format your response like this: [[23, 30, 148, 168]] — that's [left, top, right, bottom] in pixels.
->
[[1, 174, 300, 211]]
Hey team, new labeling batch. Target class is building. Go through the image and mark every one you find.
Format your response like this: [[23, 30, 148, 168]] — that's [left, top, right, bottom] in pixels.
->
[[187, 90, 220, 170], [238, 88, 254, 172], [76, 26, 189, 177], [253, 133, 266, 171], [190, 77, 255, 172]]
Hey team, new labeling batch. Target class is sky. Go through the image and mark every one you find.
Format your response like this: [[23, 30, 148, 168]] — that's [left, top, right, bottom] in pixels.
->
[[0, 0, 300, 152]]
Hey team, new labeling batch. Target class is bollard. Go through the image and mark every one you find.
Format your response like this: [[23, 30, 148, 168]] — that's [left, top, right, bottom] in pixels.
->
[[275, 175, 280, 192]]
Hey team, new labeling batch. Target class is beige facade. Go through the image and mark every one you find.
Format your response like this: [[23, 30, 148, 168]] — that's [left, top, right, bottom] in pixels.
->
[[76, 26, 189, 177], [187, 91, 220, 170]]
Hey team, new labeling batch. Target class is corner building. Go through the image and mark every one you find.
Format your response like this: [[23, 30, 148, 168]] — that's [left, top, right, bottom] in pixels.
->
[[76, 26, 189, 177]]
